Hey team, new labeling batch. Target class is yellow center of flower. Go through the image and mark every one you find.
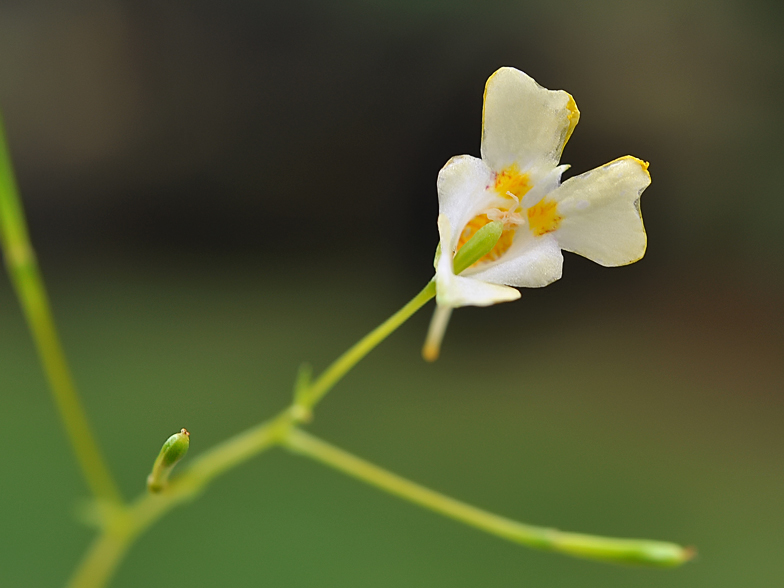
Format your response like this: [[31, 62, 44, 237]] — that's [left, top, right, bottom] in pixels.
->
[[493, 164, 531, 199], [456, 165, 562, 268], [527, 198, 562, 236]]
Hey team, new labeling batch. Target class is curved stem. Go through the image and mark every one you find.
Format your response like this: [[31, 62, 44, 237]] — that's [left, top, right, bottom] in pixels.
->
[[0, 112, 122, 506], [283, 428, 693, 568], [297, 280, 435, 410]]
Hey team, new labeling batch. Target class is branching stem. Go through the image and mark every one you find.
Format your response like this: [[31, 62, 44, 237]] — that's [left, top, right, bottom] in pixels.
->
[[0, 108, 691, 588]]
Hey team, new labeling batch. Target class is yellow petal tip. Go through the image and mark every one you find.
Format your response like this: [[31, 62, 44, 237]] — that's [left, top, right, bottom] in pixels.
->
[[563, 93, 580, 147]]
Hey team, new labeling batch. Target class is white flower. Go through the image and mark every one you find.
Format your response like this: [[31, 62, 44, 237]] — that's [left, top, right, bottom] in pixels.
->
[[424, 67, 650, 360]]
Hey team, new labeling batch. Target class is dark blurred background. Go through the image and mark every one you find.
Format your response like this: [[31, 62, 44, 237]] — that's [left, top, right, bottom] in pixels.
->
[[1, 1, 782, 586]]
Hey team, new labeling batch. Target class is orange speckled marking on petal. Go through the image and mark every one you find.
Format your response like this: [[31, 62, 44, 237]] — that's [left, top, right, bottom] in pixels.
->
[[527, 198, 562, 236], [493, 165, 531, 199], [457, 214, 515, 266]]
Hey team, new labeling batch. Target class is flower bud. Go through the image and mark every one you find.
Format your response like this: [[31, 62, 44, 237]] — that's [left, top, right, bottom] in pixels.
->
[[147, 428, 190, 493]]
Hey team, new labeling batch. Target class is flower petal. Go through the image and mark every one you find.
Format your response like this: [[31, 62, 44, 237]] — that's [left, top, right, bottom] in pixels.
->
[[520, 164, 570, 209], [435, 215, 520, 307], [464, 233, 564, 288], [437, 155, 495, 250], [437, 273, 522, 308], [549, 156, 650, 266], [481, 67, 579, 178]]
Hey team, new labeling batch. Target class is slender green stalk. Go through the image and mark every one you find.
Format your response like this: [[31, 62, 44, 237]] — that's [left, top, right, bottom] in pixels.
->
[[284, 428, 693, 567], [66, 527, 136, 588], [296, 280, 435, 410], [0, 112, 122, 506]]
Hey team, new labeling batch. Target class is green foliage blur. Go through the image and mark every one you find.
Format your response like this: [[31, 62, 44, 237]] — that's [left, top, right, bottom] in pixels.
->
[[1, 0, 782, 586]]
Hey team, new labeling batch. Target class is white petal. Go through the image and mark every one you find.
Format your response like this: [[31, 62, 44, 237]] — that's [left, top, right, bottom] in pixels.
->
[[549, 156, 650, 266], [437, 273, 521, 308], [437, 155, 495, 250], [435, 215, 520, 308], [520, 164, 570, 209], [464, 233, 564, 288], [481, 67, 579, 176]]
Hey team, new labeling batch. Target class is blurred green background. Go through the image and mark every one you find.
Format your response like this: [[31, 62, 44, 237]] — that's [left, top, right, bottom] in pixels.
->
[[1, 0, 782, 586]]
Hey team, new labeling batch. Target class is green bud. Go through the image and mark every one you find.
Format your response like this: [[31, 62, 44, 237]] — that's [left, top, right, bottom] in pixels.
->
[[452, 221, 503, 275], [550, 531, 696, 567], [147, 428, 190, 493]]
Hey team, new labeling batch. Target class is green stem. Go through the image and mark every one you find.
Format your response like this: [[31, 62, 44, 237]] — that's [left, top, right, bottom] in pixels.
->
[[297, 280, 435, 410], [0, 112, 122, 506], [284, 428, 693, 567], [66, 528, 136, 588]]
